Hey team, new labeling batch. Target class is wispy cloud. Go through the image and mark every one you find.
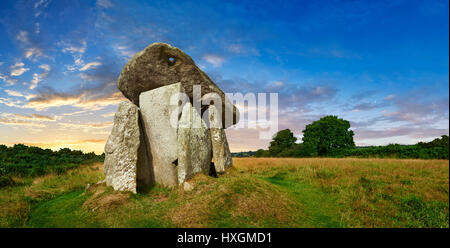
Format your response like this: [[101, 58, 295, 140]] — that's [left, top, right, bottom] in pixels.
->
[[60, 40, 87, 54], [0, 118, 46, 128], [80, 62, 102, 71], [352, 101, 388, 112], [1, 112, 57, 121], [25, 48, 43, 59], [112, 44, 136, 60], [3, 90, 36, 100], [4, 90, 24, 97], [34, 0, 51, 17], [97, 0, 114, 9], [16, 31, 29, 43], [202, 54, 225, 67], [58, 121, 113, 132], [227, 44, 260, 56], [25, 91, 125, 111], [354, 126, 448, 140], [10, 62, 29, 76], [29, 64, 50, 90], [0, 73, 18, 86], [0, 97, 23, 108], [101, 112, 115, 118], [0, 112, 57, 128]]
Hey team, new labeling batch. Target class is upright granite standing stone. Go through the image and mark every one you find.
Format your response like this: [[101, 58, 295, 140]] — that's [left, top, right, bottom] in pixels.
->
[[208, 105, 233, 173], [139, 83, 183, 187], [177, 102, 212, 183], [140, 83, 214, 187], [104, 101, 153, 193]]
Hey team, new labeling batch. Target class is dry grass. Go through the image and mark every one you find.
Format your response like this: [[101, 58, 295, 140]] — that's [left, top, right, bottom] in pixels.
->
[[1, 158, 448, 227], [233, 157, 449, 227], [83, 184, 130, 213], [0, 162, 104, 227], [168, 172, 300, 227]]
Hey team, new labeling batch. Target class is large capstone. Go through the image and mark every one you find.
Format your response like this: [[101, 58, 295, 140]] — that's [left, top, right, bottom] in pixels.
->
[[117, 42, 239, 128], [104, 101, 153, 193], [208, 105, 233, 173]]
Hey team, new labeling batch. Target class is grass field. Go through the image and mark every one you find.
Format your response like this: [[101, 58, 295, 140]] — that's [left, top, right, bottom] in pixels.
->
[[0, 157, 448, 228]]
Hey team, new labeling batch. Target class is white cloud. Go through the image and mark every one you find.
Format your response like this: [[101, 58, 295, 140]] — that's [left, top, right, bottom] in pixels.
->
[[4, 90, 24, 97], [202, 54, 225, 67], [57, 121, 113, 132], [74, 56, 84, 66], [39, 64, 51, 71], [35, 22, 40, 34], [1, 112, 57, 122], [101, 112, 115, 118], [112, 44, 135, 60], [28, 65, 50, 90], [29, 73, 41, 90], [34, 0, 50, 9], [10, 62, 30, 76], [25, 47, 43, 59], [60, 41, 87, 54], [80, 62, 102, 71], [0, 73, 18, 85], [16, 31, 29, 43], [0, 112, 57, 129], [24, 91, 125, 111], [25, 94, 37, 100], [227, 44, 260, 56], [0, 97, 23, 108], [65, 65, 77, 72], [34, 0, 51, 17], [97, 0, 114, 9]]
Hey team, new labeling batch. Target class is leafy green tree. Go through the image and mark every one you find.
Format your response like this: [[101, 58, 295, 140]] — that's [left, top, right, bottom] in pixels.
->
[[255, 149, 270, 157], [268, 129, 297, 156], [302, 115, 355, 156], [418, 135, 449, 150]]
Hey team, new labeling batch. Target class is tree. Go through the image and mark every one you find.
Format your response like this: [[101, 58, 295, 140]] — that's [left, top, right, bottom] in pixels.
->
[[418, 135, 449, 150], [302, 115, 355, 156], [268, 129, 297, 156], [255, 149, 270, 157]]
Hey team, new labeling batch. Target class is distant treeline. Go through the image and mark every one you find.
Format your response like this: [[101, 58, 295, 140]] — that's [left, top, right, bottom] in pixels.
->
[[232, 151, 257, 157], [0, 144, 104, 178], [252, 134, 449, 159], [238, 115, 449, 160]]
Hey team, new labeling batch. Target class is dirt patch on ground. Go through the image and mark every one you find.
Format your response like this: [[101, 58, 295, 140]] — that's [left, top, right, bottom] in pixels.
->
[[83, 183, 130, 212]]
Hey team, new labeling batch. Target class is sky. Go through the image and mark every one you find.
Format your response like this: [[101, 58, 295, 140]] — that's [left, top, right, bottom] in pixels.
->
[[0, 0, 448, 154]]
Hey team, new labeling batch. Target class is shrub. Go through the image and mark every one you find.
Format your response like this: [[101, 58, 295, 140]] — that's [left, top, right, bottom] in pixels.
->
[[0, 144, 104, 177], [0, 175, 15, 188]]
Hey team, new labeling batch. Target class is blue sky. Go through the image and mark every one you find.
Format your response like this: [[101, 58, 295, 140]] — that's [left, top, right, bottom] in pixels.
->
[[0, 0, 448, 153]]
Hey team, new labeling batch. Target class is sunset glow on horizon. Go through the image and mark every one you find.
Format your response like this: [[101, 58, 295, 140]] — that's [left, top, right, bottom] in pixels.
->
[[1, 0, 448, 154]]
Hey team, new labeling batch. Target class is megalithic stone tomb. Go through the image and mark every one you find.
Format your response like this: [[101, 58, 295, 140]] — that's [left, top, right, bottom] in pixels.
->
[[104, 43, 239, 192]]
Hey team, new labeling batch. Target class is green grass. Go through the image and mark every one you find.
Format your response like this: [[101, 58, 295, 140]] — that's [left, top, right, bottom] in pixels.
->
[[0, 158, 448, 228], [264, 172, 344, 227], [28, 190, 99, 228]]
